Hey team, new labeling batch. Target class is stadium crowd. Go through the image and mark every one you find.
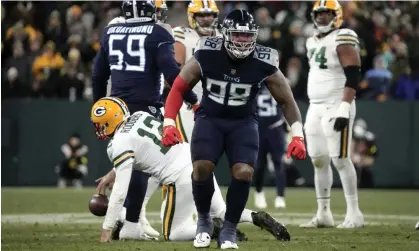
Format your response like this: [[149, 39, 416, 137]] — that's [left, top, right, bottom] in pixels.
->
[[2, 1, 419, 101]]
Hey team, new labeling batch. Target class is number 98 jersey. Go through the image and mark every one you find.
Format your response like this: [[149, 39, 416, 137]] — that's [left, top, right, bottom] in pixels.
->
[[194, 37, 279, 119], [306, 28, 360, 103], [107, 111, 190, 184]]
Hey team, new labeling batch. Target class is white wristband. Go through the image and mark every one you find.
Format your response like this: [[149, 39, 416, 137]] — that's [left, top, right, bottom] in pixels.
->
[[163, 118, 176, 127], [290, 122, 304, 138]]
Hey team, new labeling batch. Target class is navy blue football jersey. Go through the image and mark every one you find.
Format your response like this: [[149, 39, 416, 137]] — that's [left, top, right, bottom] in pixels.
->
[[193, 37, 279, 119], [92, 21, 180, 107], [257, 85, 283, 128]]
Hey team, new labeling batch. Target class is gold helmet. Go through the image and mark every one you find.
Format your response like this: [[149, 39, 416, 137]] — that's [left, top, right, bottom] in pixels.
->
[[91, 97, 130, 140], [311, 0, 343, 33], [187, 0, 219, 35], [155, 0, 168, 23]]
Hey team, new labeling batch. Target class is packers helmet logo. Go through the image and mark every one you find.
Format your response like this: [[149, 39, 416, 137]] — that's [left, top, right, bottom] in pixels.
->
[[94, 106, 107, 117]]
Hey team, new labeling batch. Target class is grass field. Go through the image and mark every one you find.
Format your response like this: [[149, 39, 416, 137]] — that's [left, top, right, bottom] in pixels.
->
[[2, 187, 419, 251]]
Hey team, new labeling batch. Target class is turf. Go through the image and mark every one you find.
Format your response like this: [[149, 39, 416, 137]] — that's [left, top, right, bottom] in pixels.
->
[[2, 187, 419, 251]]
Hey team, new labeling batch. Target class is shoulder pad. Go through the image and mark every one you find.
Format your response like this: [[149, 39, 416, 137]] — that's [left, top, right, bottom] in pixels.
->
[[159, 23, 173, 38], [253, 45, 279, 68], [335, 28, 359, 47], [153, 24, 175, 44], [173, 26, 188, 41], [195, 36, 223, 52], [108, 136, 135, 167], [108, 17, 126, 26]]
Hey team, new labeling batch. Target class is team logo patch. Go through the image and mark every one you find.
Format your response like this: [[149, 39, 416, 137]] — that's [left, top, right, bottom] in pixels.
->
[[231, 69, 236, 75], [94, 106, 107, 117], [148, 106, 157, 114]]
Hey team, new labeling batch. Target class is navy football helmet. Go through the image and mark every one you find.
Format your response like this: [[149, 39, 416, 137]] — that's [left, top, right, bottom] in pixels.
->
[[122, 0, 156, 22], [222, 9, 258, 59]]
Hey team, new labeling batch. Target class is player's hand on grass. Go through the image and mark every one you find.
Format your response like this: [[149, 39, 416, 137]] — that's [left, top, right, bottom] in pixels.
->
[[95, 170, 116, 195], [100, 229, 112, 243], [162, 119, 183, 146], [286, 137, 307, 160]]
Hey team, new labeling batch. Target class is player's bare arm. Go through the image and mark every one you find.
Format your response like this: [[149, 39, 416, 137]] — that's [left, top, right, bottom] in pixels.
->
[[337, 44, 360, 104], [174, 41, 186, 67], [333, 43, 361, 131], [266, 70, 306, 160]]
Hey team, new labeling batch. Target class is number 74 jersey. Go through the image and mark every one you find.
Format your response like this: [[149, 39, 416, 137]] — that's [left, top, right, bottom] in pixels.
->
[[306, 28, 360, 103], [107, 111, 190, 184]]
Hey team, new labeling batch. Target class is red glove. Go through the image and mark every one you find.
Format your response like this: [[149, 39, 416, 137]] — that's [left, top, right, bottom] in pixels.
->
[[162, 125, 183, 146], [191, 104, 200, 113], [286, 137, 306, 160]]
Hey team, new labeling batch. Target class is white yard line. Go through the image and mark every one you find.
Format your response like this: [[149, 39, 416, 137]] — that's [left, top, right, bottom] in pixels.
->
[[2, 211, 417, 225]]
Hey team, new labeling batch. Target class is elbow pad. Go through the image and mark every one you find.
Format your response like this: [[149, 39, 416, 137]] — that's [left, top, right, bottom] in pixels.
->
[[343, 66, 361, 90]]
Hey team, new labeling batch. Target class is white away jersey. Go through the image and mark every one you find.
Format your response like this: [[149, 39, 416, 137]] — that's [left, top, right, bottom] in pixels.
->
[[173, 26, 222, 101], [306, 28, 359, 103], [107, 111, 190, 184]]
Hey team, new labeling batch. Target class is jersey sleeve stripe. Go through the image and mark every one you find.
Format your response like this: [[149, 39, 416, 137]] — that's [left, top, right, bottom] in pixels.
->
[[113, 151, 135, 168], [336, 35, 359, 43], [173, 32, 185, 39]]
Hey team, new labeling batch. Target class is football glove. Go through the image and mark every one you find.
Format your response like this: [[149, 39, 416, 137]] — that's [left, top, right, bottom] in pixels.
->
[[286, 136, 306, 160], [161, 119, 183, 146], [333, 102, 351, 131]]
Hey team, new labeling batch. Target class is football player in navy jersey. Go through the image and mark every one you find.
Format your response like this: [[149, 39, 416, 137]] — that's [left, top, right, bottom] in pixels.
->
[[161, 9, 306, 249], [92, 0, 198, 242]]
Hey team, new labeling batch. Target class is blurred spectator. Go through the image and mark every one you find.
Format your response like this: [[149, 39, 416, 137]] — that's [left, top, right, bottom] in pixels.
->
[[394, 67, 419, 100], [32, 40, 64, 81], [45, 10, 67, 47], [359, 55, 392, 101], [2, 67, 28, 99], [4, 41, 31, 87], [57, 48, 85, 101], [351, 118, 377, 188], [56, 133, 88, 189], [66, 5, 86, 40], [254, 7, 281, 49]]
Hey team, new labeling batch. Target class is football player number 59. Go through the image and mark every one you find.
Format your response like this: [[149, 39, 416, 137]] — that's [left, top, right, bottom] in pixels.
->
[[109, 34, 147, 72]]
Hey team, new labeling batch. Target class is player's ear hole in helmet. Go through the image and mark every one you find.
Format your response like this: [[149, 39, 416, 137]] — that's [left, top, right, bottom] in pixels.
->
[[91, 97, 131, 140], [155, 0, 168, 23], [311, 0, 343, 34], [122, 0, 157, 23], [187, 0, 219, 36], [222, 9, 259, 59]]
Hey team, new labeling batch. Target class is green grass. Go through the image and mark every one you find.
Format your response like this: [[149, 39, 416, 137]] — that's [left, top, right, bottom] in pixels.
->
[[2, 187, 419, 251]]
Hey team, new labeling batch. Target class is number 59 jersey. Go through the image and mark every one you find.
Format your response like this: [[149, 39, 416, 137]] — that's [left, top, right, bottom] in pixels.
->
[[107, 111, 190, 184], [306, 28, 359, 103], [94, 21, 178, 106], [194, 37, 279, 119]]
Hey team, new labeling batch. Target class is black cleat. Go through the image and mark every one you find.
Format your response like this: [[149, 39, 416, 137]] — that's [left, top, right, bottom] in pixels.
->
[[251, 211, 291, 241], [211, 217, 248, 242], [111, 220, 124, 240]]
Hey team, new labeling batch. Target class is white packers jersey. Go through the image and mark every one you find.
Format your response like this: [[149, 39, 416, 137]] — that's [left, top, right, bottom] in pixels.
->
[[306, 28, 359, 103], [107, 111, 190, 184], [173, 26, 222, 102]]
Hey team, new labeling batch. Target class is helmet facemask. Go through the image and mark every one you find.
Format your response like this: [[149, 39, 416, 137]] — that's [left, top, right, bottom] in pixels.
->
[[312, 8, 337, 33], [194, 13, 218, 36], [223, 28, 258, 59]]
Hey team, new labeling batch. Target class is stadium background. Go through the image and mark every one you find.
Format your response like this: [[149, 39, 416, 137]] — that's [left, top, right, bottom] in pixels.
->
[[2, 1, 419, 188]]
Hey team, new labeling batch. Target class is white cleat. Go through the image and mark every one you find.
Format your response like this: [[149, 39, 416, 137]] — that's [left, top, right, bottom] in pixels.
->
[[220, 241, 239, 249], [300, 213, 335, 228], [193, 232, 211, 248], [119, 224, 157, 241], [337, 213, 364, 229], [140, 217, 160, 238], [274, 196, 286, 209], [254, 191, 267, 209]]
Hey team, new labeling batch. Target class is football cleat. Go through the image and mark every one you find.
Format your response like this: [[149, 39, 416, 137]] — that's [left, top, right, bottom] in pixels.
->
[[111, 220, 124, 240], [251, 211, 290, 241], [194, 232, 211, 248], [299, 213, 335, 228], [212, 217, 248, 242]]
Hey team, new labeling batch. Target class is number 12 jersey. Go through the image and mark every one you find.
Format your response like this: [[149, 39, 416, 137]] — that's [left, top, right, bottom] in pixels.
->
[[107, 111, 190, 184]]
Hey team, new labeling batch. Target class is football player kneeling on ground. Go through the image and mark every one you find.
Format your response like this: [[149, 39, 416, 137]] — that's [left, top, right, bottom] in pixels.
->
[[91, 97, 290, 244]]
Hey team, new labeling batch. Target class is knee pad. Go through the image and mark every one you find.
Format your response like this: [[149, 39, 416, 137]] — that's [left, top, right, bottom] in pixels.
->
[[311, 155, 330, 169], [331, 157, 351, 170]]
